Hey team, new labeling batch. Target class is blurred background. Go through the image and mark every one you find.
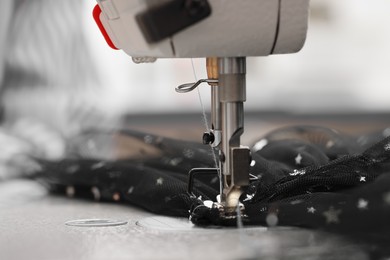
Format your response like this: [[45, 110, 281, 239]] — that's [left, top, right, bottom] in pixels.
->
[[83, 0, 390, 115], [1, 2, 390, 259], [1, 0, 389, 175]]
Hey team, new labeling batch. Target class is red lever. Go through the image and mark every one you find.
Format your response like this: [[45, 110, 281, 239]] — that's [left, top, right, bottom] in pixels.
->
[[93, 4, 118, 50]]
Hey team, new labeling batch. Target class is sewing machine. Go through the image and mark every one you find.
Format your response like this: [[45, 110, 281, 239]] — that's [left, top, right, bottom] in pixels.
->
[[93, 0, 310, 220]]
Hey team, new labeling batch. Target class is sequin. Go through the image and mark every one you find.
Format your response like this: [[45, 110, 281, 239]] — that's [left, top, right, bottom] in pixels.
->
[[65, 219, 128, 227]]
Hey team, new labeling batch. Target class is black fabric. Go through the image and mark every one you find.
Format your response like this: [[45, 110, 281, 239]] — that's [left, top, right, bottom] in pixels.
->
[[33, 125, 390, 257], [36, 129, 218, 217]]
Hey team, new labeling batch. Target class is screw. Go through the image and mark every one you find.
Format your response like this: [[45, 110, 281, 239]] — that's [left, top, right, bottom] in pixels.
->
[[202, 132, 215, 145]]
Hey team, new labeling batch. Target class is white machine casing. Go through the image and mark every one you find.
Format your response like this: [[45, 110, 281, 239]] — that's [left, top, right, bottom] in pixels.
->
[[95, 0, 310, 58]]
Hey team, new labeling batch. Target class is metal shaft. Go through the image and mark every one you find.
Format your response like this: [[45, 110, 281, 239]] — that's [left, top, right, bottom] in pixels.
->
[[218, 57, 250, 211], [207, 57, 222, 148]]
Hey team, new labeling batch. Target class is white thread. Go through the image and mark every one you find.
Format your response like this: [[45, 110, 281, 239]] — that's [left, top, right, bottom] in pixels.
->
[[190, 59, 220, 172], [236, 199, 260, 258], [191, 59, 210, 133]]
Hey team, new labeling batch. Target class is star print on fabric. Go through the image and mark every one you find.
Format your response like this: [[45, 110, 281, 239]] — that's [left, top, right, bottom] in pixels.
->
[[359, 176, 366, 182], [243, 193, 254, 202], [91, 186, 101, 201], [91, 161, 105, 170], [295, 153, 303, 165], [183, 148, 195, 158], [156, 177, 164, 185], [249, 173, 259, 181], [326, 140, 335, 148], [289, 169, 306, 176], [357, 198, 368, 210], [66, 186, 75, 197], [169, 158, 182, 166], [112, 192, 121, 201], [290, 200, 303, 205], [323, 206, 342, 224], [307, 207, 316, 214], [253, 139, 268, 152]]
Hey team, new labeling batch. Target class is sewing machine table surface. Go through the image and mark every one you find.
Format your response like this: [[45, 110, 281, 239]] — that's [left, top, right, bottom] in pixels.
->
[[2, 113, 389, 260], [0, 180, 369, 260]]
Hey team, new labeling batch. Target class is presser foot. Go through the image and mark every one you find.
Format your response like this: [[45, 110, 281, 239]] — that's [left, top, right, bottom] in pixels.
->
[[217, 185, 248, 222], [187, 168, 248, 223], [213, 201, 248, 222]]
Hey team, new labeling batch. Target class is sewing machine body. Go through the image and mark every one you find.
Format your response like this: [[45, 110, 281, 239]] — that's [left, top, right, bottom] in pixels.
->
[[94, 0, 310, 218], [94, 0, 309, 58]]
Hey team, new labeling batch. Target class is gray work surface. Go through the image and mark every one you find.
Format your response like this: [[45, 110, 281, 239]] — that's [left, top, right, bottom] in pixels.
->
[[0, 180, 368, 260], [2, 113, 390, 260]]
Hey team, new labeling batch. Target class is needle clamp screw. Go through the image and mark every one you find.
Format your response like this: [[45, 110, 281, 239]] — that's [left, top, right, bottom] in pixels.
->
[[202, 132, 215, 145]]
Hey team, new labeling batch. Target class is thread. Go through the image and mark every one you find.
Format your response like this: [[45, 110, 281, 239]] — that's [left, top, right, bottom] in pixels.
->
[[191, 59, 210, 132], [190, 59, 220, 174]]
